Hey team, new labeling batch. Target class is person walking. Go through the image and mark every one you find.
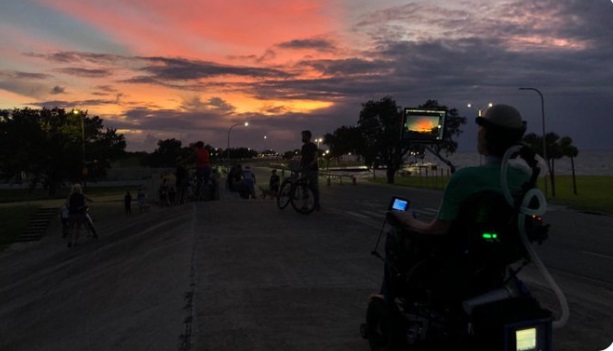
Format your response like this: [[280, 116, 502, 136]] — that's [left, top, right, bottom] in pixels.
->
[[300, 130, 320, 210], [124, 191, 132, 214]]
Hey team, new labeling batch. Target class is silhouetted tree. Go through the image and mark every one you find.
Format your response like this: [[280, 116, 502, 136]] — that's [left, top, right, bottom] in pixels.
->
[[323, 126, 362, 165], [143, 138, 187, 168], [523, 132, 579, 197], [0, 107, 126, 195], [337, 96, 465, 184], [560, 136, 579, 195]]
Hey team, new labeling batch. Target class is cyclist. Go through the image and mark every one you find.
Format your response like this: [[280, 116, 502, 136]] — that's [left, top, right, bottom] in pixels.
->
[[193, 141, 212, 198], [66, 183, 94, 247], [300, 130, 320, 211]]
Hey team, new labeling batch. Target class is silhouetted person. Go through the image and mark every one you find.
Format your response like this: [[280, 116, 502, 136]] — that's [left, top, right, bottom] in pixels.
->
[[124, 191, 132, 214]]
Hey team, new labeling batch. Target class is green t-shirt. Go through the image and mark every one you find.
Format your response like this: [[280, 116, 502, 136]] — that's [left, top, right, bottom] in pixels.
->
[[437, 163, 530, 222]]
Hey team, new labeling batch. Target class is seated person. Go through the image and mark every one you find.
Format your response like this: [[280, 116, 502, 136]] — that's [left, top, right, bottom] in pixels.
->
[[381, 104, 530, 299], [227, 164, 243, 192], [236, 165, 256, 199]]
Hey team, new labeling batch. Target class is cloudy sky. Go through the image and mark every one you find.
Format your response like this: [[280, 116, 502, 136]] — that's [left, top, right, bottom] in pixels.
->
[[1, 0, 612, 153]]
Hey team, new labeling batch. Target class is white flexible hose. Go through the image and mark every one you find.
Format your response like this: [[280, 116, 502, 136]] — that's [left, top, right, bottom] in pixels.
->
[[501, 146, 569, 329]]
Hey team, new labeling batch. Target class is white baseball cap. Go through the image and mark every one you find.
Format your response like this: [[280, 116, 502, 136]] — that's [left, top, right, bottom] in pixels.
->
[[476, 104, 526, 131]]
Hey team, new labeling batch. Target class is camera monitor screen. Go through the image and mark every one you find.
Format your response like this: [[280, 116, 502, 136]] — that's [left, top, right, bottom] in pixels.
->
[[402, 108, 446, 143]]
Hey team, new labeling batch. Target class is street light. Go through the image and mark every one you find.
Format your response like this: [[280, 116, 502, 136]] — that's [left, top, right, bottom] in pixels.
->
[[519, 87, 549, 196], [227, 121, 249, 162], [467, 102, 493, 117], [72, 109, 87, 190], [467, 103, 493, 165]]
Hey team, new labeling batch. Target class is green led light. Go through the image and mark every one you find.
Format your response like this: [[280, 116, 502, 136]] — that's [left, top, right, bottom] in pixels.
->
[[482, 232, 498, 240]]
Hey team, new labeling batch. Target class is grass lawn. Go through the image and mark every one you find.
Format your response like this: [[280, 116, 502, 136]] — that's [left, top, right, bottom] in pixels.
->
[[372, 174, 613, 216], [541, 175, 613, 215]]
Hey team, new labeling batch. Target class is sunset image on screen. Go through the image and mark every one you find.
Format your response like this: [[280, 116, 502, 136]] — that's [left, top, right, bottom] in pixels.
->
[[407, 116, 439, 133]]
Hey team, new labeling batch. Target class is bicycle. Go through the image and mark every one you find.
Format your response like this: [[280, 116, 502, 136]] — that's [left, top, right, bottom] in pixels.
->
[[190, 175, 220, 201], [276, 169, 316, 214]]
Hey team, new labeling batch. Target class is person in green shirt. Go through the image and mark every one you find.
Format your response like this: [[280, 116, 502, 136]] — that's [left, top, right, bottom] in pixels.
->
[[389, 104, 529, 234], [380, 104, 530, 299]]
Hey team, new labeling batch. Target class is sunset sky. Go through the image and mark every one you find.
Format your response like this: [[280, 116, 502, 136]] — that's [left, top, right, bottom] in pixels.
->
[[1, 0, 612, 153]]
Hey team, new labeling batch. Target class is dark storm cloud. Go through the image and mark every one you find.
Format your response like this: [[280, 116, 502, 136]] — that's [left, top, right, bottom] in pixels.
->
[[58, 67, 112, 78], [50, 85, 65, 94], [118, 108, 205, 131], [301, 58, 393, 76], [95, 85, 118, 93], [0, 70, 51, 81], [138, 57, 294, 81], [27, 51, 271, 86], [0, 71, 54, 99], [227, 49, 277, 64], [203, 97, 236, 114], [28, 51, 122, 65], [10, 0, 612, 153], [353, 0, 613, 97], [276, 38, 337, 52], [115, 97, 243, 133], [246, 75, 381, 102], [33, 98, 118, 109]]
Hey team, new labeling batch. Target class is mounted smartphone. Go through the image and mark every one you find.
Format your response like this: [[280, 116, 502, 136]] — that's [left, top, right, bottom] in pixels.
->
[[388, 196, 410, 211]]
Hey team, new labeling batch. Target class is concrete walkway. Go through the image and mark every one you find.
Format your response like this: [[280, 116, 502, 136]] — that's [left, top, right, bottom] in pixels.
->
[[0, 177, 378, 351]]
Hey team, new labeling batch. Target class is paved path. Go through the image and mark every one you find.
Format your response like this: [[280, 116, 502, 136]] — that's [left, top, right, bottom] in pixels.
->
[[1, 170, 612, 350], [0, 183, 379, 350]]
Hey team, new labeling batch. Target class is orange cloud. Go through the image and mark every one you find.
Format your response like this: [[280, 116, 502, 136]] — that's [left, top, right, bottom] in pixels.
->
[[36, 0, 342, 61]]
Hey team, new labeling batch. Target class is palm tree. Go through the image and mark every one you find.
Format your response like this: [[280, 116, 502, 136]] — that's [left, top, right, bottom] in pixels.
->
[[560, 136, 579, 195]]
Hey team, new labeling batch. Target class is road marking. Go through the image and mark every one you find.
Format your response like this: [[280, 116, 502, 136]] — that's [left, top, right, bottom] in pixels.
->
[[345, 211, 370, 219], [581, 250, 613, 261]]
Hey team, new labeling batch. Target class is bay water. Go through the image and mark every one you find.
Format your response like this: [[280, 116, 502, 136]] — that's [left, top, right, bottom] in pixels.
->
[[418, 150, 613, 176]]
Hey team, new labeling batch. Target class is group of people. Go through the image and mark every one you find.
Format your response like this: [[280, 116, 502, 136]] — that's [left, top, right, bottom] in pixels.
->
[[222, 130, 319, 203], [123, 187, 149, 214], [226, 164, 258, 199], [56, 103, 528, 271]]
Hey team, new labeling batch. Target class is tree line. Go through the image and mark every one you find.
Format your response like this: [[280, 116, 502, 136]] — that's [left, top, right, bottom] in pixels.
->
[[1, 101, 578, 197], [0, 107, 125, 195], [324, 96, 579, 195]]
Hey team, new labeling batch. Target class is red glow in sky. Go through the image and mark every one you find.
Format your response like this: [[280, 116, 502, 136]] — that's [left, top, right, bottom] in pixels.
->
[[1, 0, 612, 151]]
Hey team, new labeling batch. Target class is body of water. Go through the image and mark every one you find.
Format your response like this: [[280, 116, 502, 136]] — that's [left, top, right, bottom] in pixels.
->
[[417, 150, 613, 176]]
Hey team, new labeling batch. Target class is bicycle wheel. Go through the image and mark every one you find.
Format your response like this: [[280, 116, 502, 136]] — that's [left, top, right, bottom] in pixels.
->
[[277, 180, 292, 209], [290, 182, 315, 214]]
